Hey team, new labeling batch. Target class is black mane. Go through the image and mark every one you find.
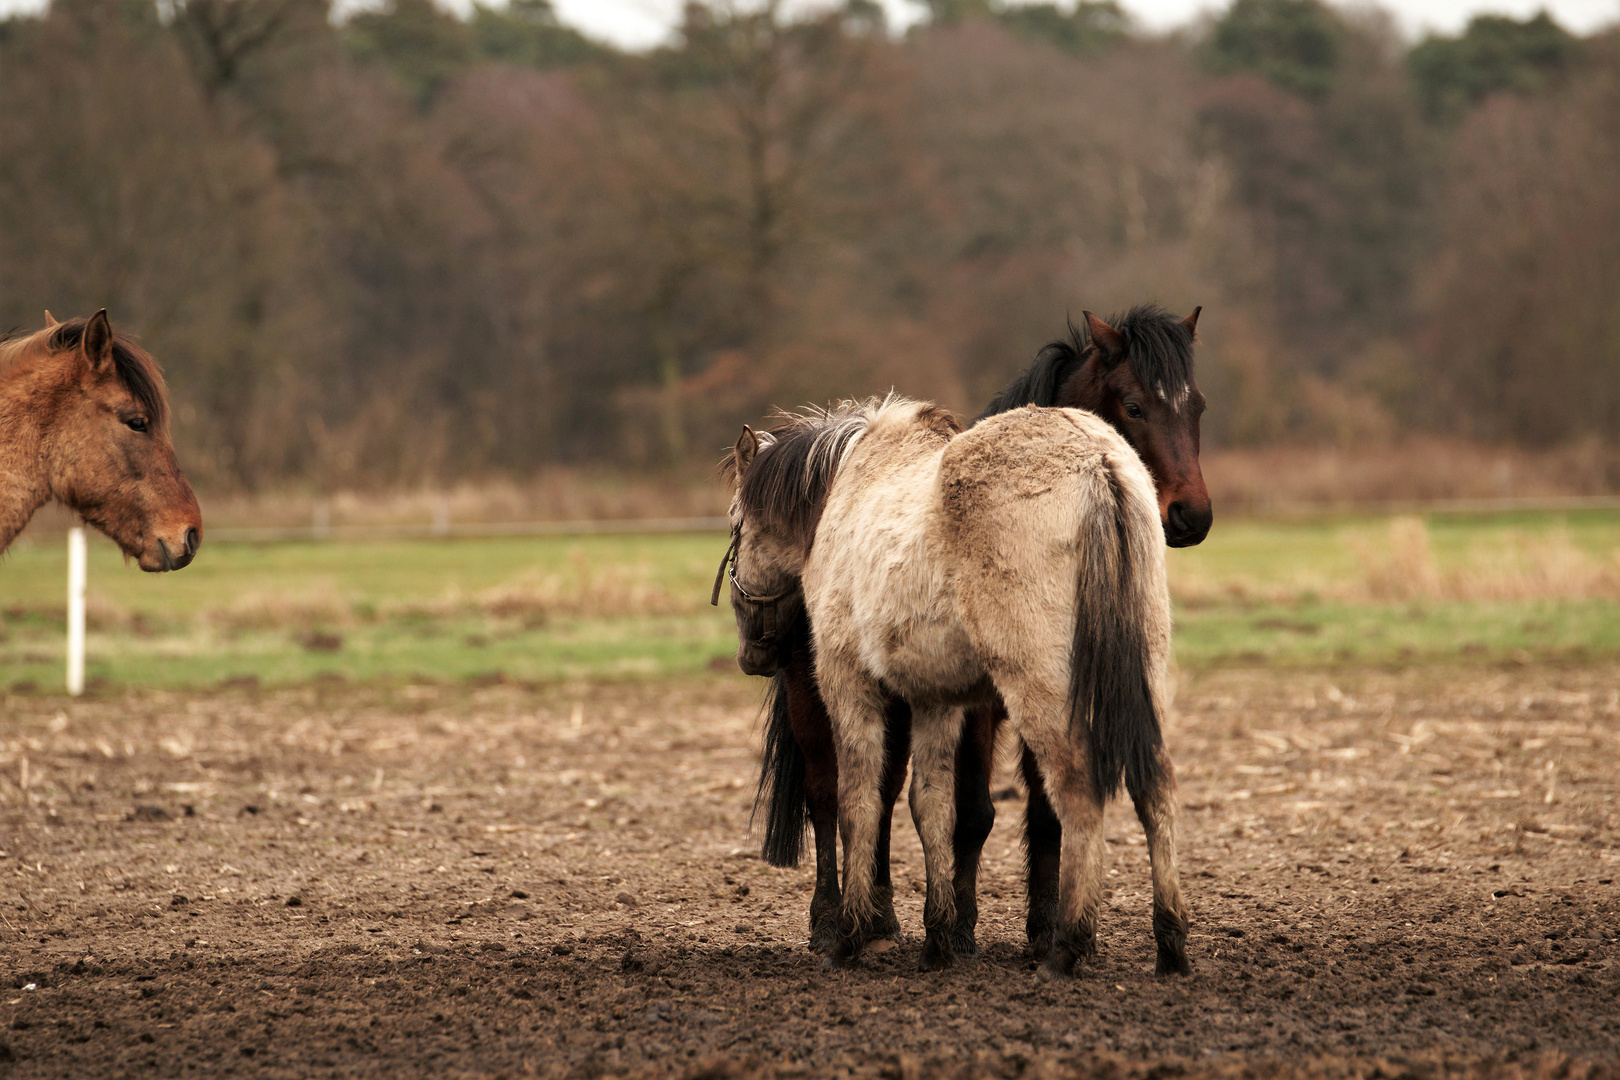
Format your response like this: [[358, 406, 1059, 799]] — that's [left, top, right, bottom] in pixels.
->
[[48, 318, 170, 431], [726, 401, 876, 550], [976, 304, 1195, 423]]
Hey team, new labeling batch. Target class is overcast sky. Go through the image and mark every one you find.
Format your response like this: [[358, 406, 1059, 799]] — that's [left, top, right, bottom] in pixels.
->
[[1, 0, 1615, 44], [549, 0, 1619, 46]]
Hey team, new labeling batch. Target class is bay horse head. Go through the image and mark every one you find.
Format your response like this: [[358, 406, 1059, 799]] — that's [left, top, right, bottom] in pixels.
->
[[716, 402, 876, 677], [982, 305, 1212, 547], [0, 311, 202, 570]]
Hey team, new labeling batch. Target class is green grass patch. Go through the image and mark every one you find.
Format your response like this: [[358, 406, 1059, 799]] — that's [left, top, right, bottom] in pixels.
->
[[1173, 598, 1620, 668], [1, 532, 740, 691], [3, 509, 1618, 691]]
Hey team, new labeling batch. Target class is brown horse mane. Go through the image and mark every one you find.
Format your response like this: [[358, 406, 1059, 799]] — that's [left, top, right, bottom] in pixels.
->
[[725, 395, 960, 552], [1, 319, 170, 432]]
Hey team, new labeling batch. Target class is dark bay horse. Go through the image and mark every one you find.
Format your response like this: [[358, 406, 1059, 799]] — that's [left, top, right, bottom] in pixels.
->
[[0, 311, 202, 568], [727, 305, 1208, 956]]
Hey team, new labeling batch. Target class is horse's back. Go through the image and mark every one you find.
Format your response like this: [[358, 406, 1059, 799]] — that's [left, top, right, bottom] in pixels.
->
[[939, 406, 1154, 550], [937, 406, 1166, 679]]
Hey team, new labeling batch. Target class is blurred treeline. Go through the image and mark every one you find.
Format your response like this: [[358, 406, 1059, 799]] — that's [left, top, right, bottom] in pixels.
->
[[1, 0, 1616, 489]]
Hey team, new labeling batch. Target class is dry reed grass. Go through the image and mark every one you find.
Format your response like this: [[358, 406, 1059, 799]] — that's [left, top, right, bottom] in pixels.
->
[[1204, 436, 1620, 511], [1169, 516, 1620, 606], [474, 560, 694, 621], [190, 555, 700, 633], [1359, 517, 1620, 602], [192, 469, 731, 532], [207, 590, 360, 632]]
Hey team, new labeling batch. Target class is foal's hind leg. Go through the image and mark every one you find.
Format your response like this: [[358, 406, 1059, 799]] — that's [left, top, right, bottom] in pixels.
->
[[1132, 747, 1190, 975], [909, 704, 964, 971], [949, 704, 999, 957], [1019, 741, 1062, 958], [1008, 695, 1107, 983]]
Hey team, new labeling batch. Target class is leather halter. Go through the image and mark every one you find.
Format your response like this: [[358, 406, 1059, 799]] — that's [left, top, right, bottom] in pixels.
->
[[710, 525, 799, 649]]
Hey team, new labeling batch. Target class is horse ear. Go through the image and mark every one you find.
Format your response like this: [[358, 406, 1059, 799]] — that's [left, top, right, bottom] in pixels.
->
[[1181, 306, 1202, 338], [43, 310, 58, 328], [734, 425, 761, 474], [1083, 311, 1124, 356], [82, 309, 114, 372]]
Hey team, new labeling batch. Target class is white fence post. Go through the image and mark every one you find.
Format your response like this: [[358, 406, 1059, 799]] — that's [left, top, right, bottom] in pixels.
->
[[67, 526, 86, 696]]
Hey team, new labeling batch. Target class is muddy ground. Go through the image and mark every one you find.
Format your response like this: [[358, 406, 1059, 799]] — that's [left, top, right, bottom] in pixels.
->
[[2, 664, 1618, 1079]]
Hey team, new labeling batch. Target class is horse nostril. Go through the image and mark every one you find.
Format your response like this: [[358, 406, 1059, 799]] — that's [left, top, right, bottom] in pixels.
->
[[1164, 500, 1213, 547], [184, 527, 199, 556]]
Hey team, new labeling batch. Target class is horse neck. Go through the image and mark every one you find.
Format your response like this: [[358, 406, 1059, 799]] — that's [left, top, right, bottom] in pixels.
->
[[0, 342, 61, 552], [1056, 355, 1111, 415]]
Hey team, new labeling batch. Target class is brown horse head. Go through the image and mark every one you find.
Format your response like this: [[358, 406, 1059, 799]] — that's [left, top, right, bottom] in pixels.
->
[[0, 311, 202, 570], [1009, 306, 1211, 547]]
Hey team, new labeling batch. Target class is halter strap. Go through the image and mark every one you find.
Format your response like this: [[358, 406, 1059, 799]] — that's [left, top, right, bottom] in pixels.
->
[[710, 528, 741, 607], [727, 562, 797, 606], [711, 525, 800, 649]]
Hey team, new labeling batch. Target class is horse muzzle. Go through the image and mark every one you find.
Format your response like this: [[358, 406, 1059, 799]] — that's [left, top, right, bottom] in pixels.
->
[[143, 525, 202, 572], [1164, 499, 1212, 548], [736, 645, 779, 677]]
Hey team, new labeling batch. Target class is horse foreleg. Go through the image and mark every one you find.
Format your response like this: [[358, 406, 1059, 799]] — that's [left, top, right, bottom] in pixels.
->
[[1019, 741, 1062, 958], [908, 705, 963, 971], [1133, 746, 1190, 975], [870, 697, 911, 944], [782, 656, 843, 954], [949, 704, 999, 957]]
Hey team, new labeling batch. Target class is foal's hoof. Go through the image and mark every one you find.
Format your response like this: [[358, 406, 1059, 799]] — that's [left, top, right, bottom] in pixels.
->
[[1036, 934, 1091, 982], [950, 925, 980, 959], [1155, 947, 1192, 976], [808, 918, 840, 956], [826, 932, 864, 970], [1153, 908, 1191, 975], [920, 932, 956, 973], [1035, 955, 1075, 983]]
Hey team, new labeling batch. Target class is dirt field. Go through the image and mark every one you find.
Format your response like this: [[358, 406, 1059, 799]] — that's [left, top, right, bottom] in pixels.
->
[[3, 664, 1618, 1079]]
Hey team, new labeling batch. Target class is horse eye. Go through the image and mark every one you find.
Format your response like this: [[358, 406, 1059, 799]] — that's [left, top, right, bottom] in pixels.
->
[[1124, 402, 1145, 420], [125, 417, 148, 433]]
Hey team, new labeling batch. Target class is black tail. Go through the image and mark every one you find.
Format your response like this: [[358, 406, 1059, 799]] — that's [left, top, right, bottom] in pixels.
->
[[1069, 461, 1166, 805], [754, 668, 808, 867]]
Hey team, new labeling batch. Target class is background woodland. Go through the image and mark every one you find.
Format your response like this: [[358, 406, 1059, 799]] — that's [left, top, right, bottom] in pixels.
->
[[2, 0, 1616, 491]]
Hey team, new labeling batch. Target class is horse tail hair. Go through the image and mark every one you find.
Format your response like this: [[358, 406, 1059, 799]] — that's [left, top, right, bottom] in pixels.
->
[[754, 668, 808, 867], [1069, 454, 1167, 806]]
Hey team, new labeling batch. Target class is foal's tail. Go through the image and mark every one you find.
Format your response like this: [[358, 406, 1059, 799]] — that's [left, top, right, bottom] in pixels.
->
[[755, 668, 808, 867], [1070, 455, 1168, 805]]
